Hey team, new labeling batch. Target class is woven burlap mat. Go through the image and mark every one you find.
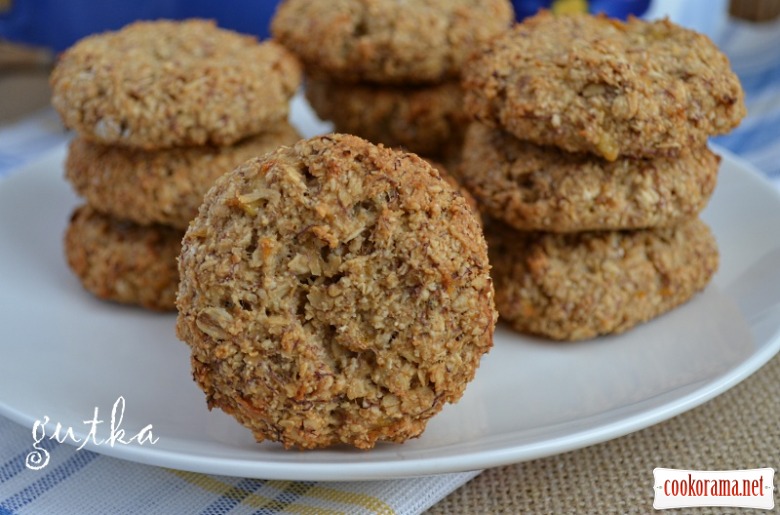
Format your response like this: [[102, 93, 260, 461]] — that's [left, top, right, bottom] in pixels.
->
[[428, 349, 780, 514]]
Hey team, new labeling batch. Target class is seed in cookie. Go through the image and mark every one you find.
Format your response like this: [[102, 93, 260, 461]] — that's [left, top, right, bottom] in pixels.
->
[[64, 205, 182, 311], [272, 0, 514, 84], [176, 134, 496, 449], [463, 12, 745, 160], [487, 218, 719, 341], [51, 20, 301, 150], [65, 123, 301, 230], [457, 123, 720, 232]]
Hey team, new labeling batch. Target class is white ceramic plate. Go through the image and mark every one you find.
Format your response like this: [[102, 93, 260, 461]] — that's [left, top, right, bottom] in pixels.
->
[[1, 109, 780, 480]]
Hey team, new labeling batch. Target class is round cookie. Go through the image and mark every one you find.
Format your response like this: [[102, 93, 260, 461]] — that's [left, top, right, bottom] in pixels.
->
[[306, 77, 467, 158], [463, 12, 745, 161], [272, 0, 514, 84], [64, 205, 182, 311], [65, 123, 301, 230], [176, 134, 495, 449], [487, 218, 719, 341], [51, 20, 301, 150], [457, 123, 720, 232]]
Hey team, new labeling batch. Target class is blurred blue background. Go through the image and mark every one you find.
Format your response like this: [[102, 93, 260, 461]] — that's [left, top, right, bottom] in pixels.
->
[[0, 0, 651, 52], [0, 0, 280, 50]]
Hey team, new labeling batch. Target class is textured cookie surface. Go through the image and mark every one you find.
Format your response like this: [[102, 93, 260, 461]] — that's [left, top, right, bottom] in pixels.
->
[[306, 77, 467, 158], [64, 205, 181, 311], [51, 20, 301, 149], [66, 123, 300, 229], [272, 0, 514, 84], [464, 12, 745, 160], [176, 134, 495, 449], [424, 159, 481, 222], [458, 123, 720, 232], [488, 218, 718, 341]]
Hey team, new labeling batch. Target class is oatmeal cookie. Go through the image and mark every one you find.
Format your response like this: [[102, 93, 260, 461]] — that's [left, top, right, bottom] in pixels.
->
[[487, 218, 719, 341], [306, 77, 467, 158], [65, 123, 300, 229], [463, 12, 745, 161], [458, 123, 720, 232], [64, 205, 181, 311], [51, 20, 301, 149], [271, 0, 514, 84], [176, 134, 495, 449]]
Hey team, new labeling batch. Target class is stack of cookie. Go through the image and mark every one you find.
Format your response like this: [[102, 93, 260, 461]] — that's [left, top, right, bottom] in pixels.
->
[[271, 0, 514, 162], [459, 12, 746, 340], [50, 19, 302, 310]]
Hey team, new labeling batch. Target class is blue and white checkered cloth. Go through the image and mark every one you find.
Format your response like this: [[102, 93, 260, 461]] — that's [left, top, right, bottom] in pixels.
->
[[711, 20, 780, 182], [1, 7, 780, 515], [0, 416, 478, 514]]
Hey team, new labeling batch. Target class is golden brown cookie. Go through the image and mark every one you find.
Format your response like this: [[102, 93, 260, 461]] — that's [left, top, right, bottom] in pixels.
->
[[51, 20, 301, 149], [65, 123, 301, 229], [306, 77, 467, 158], [457, 123, 720, 232], [463, 12, 745, 160], [64, 205, 182, 311], [272, 0, 514, 84], [487, 218, 719, 341], [176, 134, 495, 449]]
